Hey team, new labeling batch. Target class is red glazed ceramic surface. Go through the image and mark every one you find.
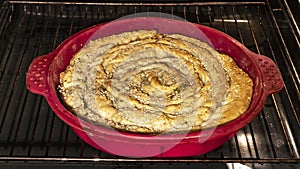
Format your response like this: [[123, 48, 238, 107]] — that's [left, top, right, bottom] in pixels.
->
[[26, 17, 283, 157]]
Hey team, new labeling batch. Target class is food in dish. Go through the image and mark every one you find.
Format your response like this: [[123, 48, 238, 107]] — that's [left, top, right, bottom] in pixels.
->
[[58, 30, 253, 134]]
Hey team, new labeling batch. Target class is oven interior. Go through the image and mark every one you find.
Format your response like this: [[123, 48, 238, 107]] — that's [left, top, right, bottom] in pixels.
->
[[0, 0, 299, 168]]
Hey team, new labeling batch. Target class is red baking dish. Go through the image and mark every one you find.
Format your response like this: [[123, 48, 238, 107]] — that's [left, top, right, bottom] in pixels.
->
[[26, 17, 284, 157]]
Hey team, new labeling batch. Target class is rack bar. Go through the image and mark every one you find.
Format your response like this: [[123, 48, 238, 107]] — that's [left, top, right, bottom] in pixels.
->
[[265, 1, 300, 95], [282, 0, 300, 46], [0, 156, 299, 163], [8, 1, 266, 6], [272, 94, 300, 158]]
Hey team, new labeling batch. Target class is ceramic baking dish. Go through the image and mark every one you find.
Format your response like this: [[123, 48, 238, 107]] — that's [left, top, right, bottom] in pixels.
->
[[26, 17, 283, 157]]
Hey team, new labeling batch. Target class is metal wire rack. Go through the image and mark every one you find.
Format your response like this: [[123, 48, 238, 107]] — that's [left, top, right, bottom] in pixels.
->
[[0, 0, 299, 168]]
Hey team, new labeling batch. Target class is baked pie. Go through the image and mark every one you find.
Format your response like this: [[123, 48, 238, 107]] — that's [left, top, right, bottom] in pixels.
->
[[58, 30, 253, 133]]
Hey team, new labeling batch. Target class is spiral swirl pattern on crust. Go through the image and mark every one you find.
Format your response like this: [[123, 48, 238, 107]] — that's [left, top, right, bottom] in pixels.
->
[[58, 30, 253, 133]]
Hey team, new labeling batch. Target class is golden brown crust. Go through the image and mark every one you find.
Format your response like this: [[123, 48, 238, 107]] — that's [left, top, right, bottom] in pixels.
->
[[58, 30, 253, 133]]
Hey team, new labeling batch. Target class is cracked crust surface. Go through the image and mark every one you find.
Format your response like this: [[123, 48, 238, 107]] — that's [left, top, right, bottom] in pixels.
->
[[58, 30, 253, 134]]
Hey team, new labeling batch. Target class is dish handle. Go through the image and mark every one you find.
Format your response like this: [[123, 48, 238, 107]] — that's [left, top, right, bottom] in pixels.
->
[[252, 54, 284, 95], [26, 53, 54, 97]]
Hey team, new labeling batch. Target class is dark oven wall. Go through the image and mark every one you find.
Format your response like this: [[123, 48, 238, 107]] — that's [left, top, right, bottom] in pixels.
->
[[0, 0, 299, 169]]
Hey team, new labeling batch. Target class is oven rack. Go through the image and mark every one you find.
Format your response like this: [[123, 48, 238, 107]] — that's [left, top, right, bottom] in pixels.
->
[[0, 0, 299, 168]]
